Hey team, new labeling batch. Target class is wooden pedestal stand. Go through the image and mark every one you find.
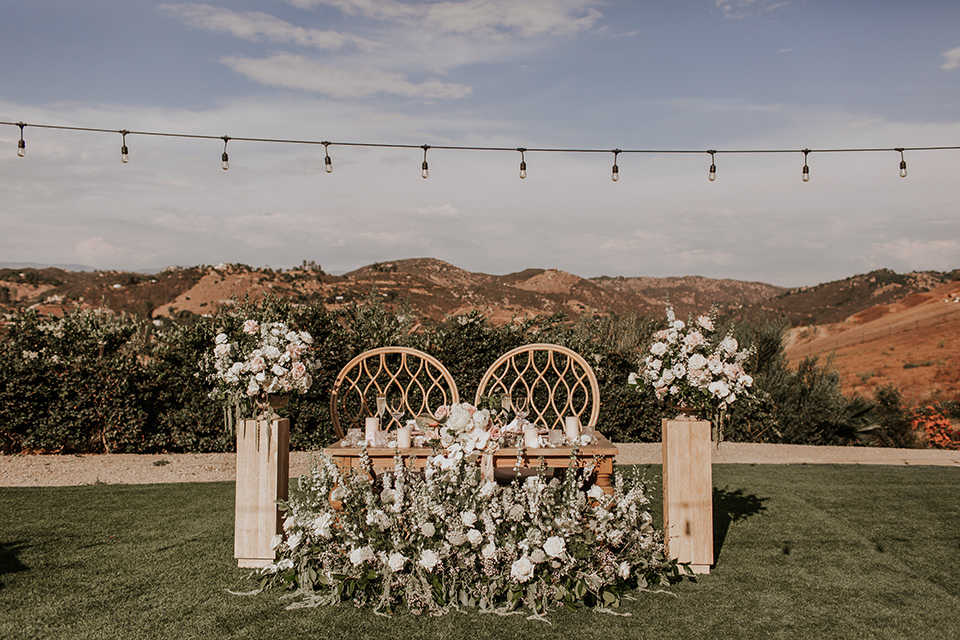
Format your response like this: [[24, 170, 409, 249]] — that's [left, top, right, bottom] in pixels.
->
[[234, 417, 289, 568], [662, 417, 713, 574]]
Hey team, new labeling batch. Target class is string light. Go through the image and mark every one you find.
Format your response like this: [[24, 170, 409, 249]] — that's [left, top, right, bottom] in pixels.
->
[[518, 148, 527, 179], [120, 130, 129, 164], [4, 120, 960, 182], [611, 149, 620, 182], [896, 147, 907, 178], [421, 144, 429, 179], [221, 136, 230, 171], [323, 141, 333, 173]]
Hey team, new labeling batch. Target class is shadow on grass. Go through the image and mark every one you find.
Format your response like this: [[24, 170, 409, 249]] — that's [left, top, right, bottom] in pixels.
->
[[0, 541, 29, 589], [713, 487, 768, 564]]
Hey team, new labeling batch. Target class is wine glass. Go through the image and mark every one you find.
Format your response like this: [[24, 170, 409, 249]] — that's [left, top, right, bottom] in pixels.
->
[[512, 394, 529, 424], [376, 394, 387, 419], [387, 397, 405, 428]]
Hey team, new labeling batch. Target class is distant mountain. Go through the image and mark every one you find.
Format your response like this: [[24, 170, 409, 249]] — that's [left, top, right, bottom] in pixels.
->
[[1, 260, 956, 332]]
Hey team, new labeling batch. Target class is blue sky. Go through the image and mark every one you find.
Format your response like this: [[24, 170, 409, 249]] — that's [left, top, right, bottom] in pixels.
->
[[2, 0, 959, 287]]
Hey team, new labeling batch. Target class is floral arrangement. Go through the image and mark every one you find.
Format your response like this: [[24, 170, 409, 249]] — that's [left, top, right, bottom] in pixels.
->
[[629, 305, 754, 417], [208, 318, 318, 418], [258, 449, 677, 617]]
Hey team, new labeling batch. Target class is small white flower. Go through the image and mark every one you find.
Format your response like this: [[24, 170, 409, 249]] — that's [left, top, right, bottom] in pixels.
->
[[618, 561, 631, 579], [650, 342, 668, 357], [215, 333, 229, 344], [420, 522, 436, 538], [461, 511, 477, 527], [312, 512, 334, 538], [467, 529, 483, 546]]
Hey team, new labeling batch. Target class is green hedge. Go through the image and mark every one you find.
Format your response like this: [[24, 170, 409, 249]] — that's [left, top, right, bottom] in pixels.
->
[[0, 297, 921, 454]]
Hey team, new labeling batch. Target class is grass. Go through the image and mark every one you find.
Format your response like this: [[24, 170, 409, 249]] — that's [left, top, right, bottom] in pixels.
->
[[1, 465, 959, 639]]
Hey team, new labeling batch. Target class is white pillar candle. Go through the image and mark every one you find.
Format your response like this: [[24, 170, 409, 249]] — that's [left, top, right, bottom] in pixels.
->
[[564, 416, 580, 442], [365, 417, 379, 445], [397, 425, 412, 449], [523, 425, 540, 449]]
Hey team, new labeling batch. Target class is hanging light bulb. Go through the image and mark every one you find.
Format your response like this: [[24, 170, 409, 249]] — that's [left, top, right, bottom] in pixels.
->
[[120, 130, 129, 164], [17, 122, 26, 157], [707, 150, 716, 182], [801, 149, 810, 182], [611, 149, 620, 182], [421, 145, 430, 179], [518, 148, 527, 179], [221, 136, 230, 171], [323, 141, 333, 173], [897, 148, 907, 178]]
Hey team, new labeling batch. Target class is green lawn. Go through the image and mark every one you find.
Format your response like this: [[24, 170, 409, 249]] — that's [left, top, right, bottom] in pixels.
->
[[2, 465, 959, 639]]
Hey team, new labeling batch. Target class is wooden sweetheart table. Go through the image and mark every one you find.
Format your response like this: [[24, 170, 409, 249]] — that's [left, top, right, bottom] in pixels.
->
[[323, 433, 619, 494]]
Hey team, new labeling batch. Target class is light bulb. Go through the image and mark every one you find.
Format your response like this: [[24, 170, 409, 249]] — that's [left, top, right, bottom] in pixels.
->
[[121, 145, 129, 164], [899, 160, 907, 178], [325, 154, 333, 173], [708, 164, 716, 182], [611, 164, 619, 182], [17, 139, 25, 157], [222, 152, 230, 171], [421, 161, 429, 179], [802, 165, 810, 182], [519, 160, 527, 179]]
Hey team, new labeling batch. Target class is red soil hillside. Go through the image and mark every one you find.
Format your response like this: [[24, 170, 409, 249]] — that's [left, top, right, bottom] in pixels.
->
[[784, 281, 960, 405]]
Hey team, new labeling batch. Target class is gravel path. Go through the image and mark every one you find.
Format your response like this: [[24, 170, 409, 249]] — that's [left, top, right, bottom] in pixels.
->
[[1, 443, 958, 487]]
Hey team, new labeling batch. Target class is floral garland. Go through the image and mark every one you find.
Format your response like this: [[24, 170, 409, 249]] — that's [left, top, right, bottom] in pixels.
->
[[629, 305, 754, 418], [259, 450, 678, 617]]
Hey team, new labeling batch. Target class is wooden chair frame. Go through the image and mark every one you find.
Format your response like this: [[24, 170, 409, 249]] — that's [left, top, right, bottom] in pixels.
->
[[474, 343, 601, 431], [329, 347, 459, 439]]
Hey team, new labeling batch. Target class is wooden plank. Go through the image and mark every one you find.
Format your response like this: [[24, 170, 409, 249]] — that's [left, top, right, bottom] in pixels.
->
[[235, 418, 289, 568], [662, 418, 713, 573]]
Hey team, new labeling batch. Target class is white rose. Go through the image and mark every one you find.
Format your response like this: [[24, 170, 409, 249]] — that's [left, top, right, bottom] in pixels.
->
[[720, 335, 738, 355], [286, 532, 302, 551], [349, 545, 374, 566], [697, 315, 714, 331], [688, 353, 708, 371], [672, 320, 686, 331], [215, 333, 229, 344], [388, 552, 407, 572], [543, 536, 566, 558], [482, 542, 497, 559], [214, 343, 231, 357], [312, 513, 334, 538], [242, 319, 259, 335], [246, 378, 260, 396], [467, 529, 483, 546], [650, 342, 668, 357], [461, 511, 477, 527], [671, 363, 686, 379], [420, 522, 436, 538], [649, 358, 662, 372], [510, 556, 535, 583], [418, 549, 440, 571], [587, 485, 606, 501]]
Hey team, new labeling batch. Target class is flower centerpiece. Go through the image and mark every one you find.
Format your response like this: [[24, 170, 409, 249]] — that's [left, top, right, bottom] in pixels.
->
[[257, 448, 678, 617], [629, 305, 754, 421], [208, 318, 318, 423]]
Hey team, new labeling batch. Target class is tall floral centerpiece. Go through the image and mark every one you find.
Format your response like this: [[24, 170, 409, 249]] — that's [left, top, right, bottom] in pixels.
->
[[629, 305, 754, 429], [208, 318, 318, 425]]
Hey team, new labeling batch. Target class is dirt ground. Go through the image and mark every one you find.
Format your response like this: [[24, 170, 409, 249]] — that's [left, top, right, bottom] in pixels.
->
[[2, 443, 958, 487]]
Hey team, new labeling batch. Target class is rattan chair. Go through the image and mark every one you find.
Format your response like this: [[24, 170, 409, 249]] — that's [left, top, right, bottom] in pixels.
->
[[474, 343, 600, 431], [329, 347, 459, 439]]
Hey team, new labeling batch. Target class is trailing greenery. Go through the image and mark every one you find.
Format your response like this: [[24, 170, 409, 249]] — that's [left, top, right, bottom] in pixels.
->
[[1, 465, 958, 638], [0, 297, 941, 454]]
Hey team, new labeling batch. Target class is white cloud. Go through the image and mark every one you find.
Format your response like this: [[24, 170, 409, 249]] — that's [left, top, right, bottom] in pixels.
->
[[221, 52, 472, 98], [403, 204, 465, 218], [75, 237, 132, 263], [871, 239, 960, 272], [159, 3, 381, 51], [941, 45, 960, 70], [288, 0, 602, 37], [715, 0, 788, 20]]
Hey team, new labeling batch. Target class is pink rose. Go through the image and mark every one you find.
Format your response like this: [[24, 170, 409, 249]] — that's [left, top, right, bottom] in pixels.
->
[[243, 319, 259, 335]]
